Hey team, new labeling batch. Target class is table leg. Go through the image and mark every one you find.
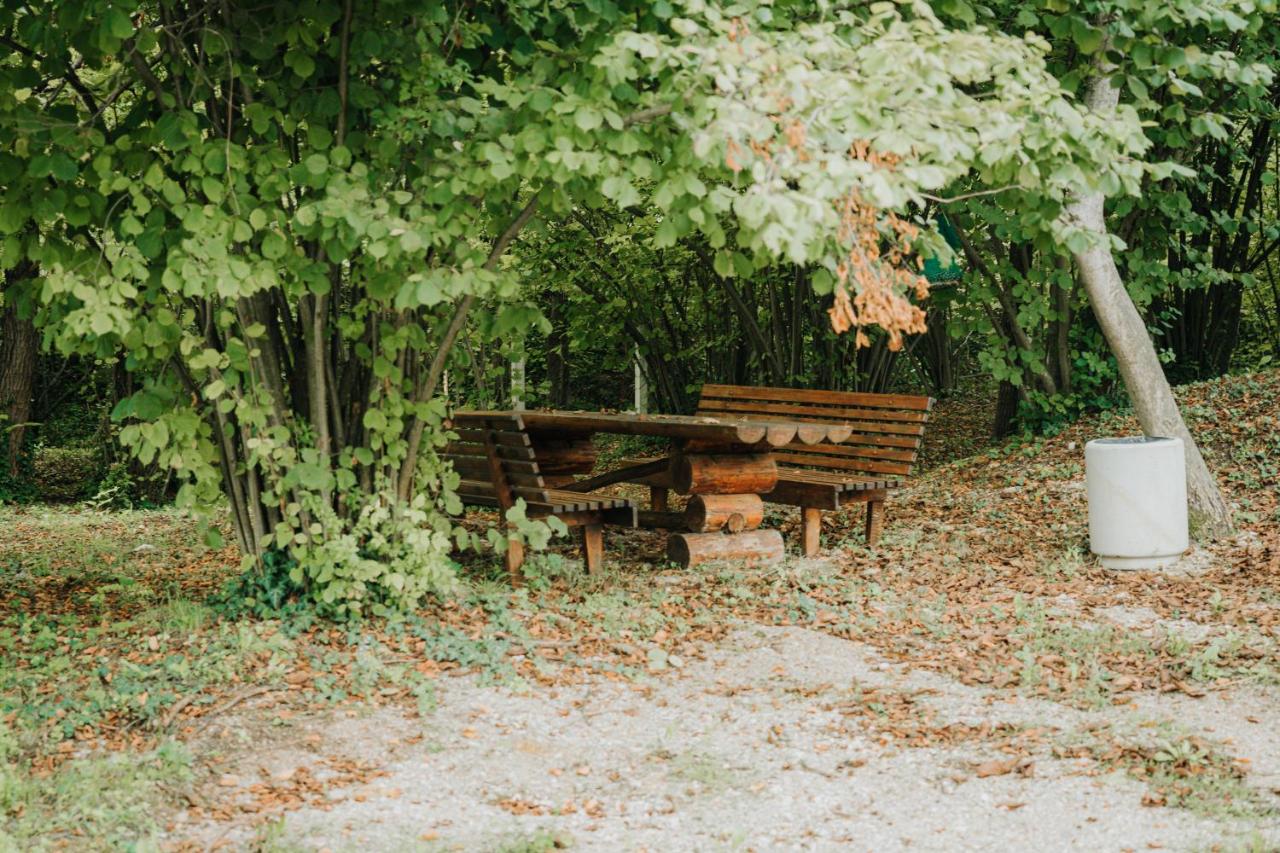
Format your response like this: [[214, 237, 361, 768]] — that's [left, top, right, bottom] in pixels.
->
[[650, 486, 668, 512], [801, 507, 822, 557]]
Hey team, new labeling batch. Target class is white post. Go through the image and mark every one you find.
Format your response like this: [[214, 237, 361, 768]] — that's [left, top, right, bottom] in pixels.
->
[[633, 346, 648, 414], [511, 358, 526, 411]]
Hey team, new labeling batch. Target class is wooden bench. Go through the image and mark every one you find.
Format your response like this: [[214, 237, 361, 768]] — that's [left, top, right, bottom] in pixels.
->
[[627, 384, 933, 555], [444, 413, 636, 578]]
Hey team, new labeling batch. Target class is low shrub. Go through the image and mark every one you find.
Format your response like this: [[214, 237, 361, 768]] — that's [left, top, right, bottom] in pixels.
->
[[30, 447, 102, 502]]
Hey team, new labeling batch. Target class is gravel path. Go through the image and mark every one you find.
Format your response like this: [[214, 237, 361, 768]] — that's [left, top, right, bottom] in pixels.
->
[[175, 625, 1280, 851]]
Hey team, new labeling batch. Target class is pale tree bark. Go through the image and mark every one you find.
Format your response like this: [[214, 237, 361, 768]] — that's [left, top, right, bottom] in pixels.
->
[[1066, 72, 1233, 538]]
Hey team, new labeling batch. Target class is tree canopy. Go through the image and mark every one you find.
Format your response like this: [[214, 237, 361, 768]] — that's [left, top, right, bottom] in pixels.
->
[[1, 0, 1275, 612]]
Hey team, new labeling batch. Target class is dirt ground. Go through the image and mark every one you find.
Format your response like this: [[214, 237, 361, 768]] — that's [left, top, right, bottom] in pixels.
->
[[174, 612, 1280, 851]]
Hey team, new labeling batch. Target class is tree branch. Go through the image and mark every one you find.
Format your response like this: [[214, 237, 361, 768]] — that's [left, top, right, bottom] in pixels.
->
[[395, 195, 541, 499], [623, 103, 674, 127]]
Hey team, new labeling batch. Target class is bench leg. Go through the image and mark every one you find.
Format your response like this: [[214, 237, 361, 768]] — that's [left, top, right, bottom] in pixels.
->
[[650, 486, 668, 512], [801, 507, 822, 557], [505, 534, 525, 582], [865, 499, 885, 546], [582, 523, 604, 575]]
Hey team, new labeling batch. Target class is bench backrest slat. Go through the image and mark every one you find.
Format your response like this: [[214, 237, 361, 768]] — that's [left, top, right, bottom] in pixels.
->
[[696, 384, 933, 478], [442, 413, 552, 509]]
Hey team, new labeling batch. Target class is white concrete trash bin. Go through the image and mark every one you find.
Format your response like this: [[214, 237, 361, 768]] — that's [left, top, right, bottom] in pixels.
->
[[1085, 436, 1188, 569]]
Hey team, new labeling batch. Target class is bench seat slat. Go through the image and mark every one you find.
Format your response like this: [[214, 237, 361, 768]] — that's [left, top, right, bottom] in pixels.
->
[[456, 481, 627, 514], [777, 469, 898, 490]]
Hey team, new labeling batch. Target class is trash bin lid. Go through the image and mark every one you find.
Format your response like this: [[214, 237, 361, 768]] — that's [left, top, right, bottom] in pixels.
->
[[1089, 436, 1177, 445]]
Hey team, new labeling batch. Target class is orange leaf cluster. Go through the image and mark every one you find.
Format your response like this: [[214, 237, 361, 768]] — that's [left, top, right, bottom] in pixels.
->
[[829, 187, 929, 350]]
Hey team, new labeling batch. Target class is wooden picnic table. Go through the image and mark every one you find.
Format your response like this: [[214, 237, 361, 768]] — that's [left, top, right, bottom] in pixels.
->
[[458, 409, 851, 567]]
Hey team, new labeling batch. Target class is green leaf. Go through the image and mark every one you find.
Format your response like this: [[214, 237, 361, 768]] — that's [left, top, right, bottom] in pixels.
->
[[400, 230, 424, 253], [261, 232, 287, 260], [201, 176, 225, 203], [713, 250, 733, 278], [103, 8, 134, 39], [49, 154, 78, 181], [285, 50, 316, 79]]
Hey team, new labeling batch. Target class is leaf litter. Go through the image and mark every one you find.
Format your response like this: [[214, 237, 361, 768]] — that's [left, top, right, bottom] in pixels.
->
[[2, 370, 1278, 847]]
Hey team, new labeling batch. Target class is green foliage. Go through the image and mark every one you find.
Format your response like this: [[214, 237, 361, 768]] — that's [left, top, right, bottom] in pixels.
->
[[212, 547, 310, 620], [935, 0, 1277, 424], [29, 446, 101, 502], [2, 0, 1262, 614]]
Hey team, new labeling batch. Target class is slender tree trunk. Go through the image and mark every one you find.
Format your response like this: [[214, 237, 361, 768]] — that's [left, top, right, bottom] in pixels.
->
[[1066, 73, 1233, 538], [0, 263, 39, 479], [992, 380, 1019, 438], [546, 293, 570, 407]]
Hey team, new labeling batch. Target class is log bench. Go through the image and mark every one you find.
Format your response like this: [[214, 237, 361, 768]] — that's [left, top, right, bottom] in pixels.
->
[[444, 413, 636, 579], [621, 384, 933, 555]]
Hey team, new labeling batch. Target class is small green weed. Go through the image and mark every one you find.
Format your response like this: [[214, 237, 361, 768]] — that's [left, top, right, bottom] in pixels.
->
[[493, 828, 574, 852]]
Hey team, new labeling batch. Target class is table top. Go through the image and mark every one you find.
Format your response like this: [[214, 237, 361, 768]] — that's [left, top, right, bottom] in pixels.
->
[[458, 409, 852, 447]]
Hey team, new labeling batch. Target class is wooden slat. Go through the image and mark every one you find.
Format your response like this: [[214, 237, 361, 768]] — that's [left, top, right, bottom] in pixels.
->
[[698, 398, 928, 428], [459, 481, 631, 514], [451, 428, 533, 447], [764, 477, 895, 509], [443, 443, 536, 462], [544, 488, 626, 511], [776, 469, 897, 490], [447, 455, 544, 483], [779, 443, 917, 464], [773, 452, 911, 476], [762, 479, 841, 510], [700, 384, 934, 412], [463, 409, 801, 447], [456, 480, 553, 506], [828, 432, 922, 450], [692, 403, 915, 436]]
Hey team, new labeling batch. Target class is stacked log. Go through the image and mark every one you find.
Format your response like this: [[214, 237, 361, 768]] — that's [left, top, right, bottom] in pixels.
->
[[667, 529, 784, 568], [673, 453, 777, 495], [685, 494, 764, 533]]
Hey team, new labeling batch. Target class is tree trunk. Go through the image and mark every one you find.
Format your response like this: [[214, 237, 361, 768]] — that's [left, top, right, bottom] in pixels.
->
[[1066, 73, 1233, 538], [0, 263, 39, 479], [546, 294, 570, 407], [992, 379, 1019, 439]]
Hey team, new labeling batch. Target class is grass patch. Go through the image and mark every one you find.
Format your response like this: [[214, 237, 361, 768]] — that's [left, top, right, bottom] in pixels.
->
[[0, 733, 193, 849], [1057, 724, 1274, 820]]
